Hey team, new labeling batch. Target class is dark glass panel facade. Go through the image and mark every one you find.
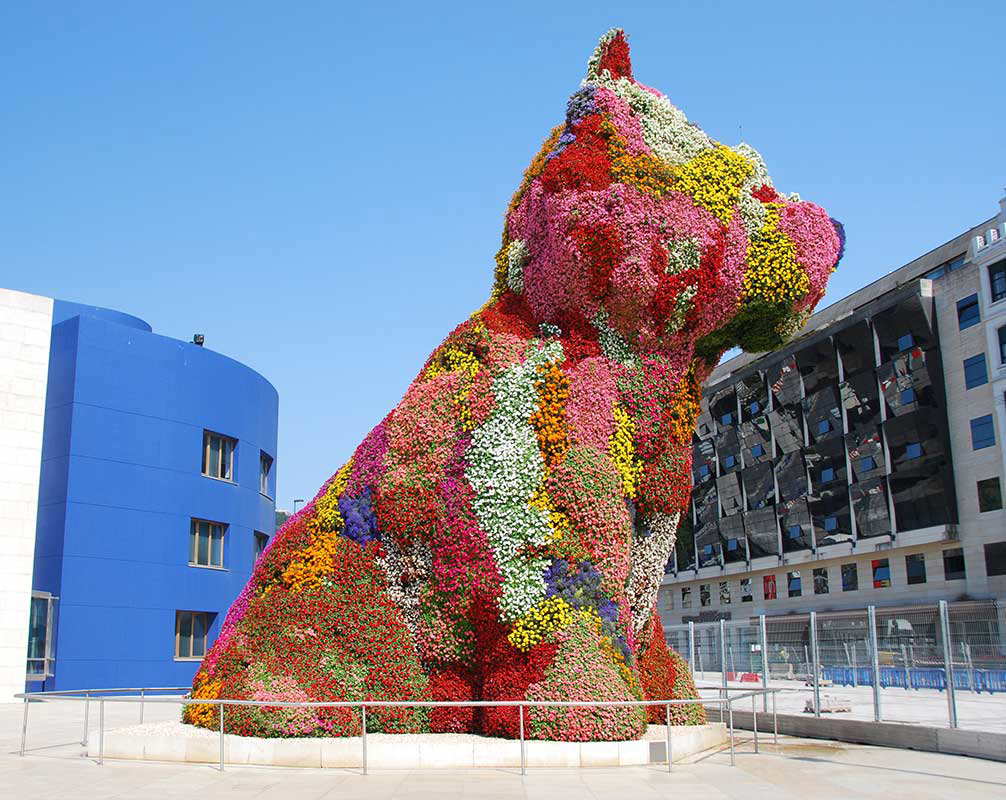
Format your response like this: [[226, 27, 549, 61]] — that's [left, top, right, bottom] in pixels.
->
[[744, 507, 779, 558], [716, 426, 742, 474], [779, 498, 812, 552], [768, 355, 801, 407], [695, 396, 715, 440], [692, 438, 715, 484], [885, 410, 945, 471], [850, 477, 891, 539], [776, 451, 807, 504], [741, 415, 772, 464], [695, 521, 721, 568], [873, 294, 935, 364], [795, 338, 838, 396], [743, 461, 775, 510], [716, 472, 743, 517], [806, 437, 848, 492], [847, 429, 885, 481], [718, 514, 746, 564], [834, 320, 875, 376], [711, 385, 737, 432], [769, 405, 804, 454], [738, 372, 768, 422], [841, 371, 880, 430], [803, 384, 842, 445], [879, 347, 937, 418], [693, 480, 718, 527], [810, 487, 853, 546], [889, 466, 952, 530]]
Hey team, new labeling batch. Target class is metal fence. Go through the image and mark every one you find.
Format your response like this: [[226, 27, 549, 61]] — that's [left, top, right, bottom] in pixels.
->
[[15, 687, 781, 774], [667, 599, 1006, 730]]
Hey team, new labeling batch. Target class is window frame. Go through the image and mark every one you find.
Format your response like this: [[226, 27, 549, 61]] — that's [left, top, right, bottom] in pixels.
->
[[202, 430, 237, 482], [787, 570, 802, 598], [989, 259, 1006, 304], [999, 326, 1006, 365], [963, 353, 988, 390], [872, 558, 891, 588], [259, 451, 274, 497], [174, 610, 211, 660], [254, 531, 270, 560], [763, 574, 777, 600], [943, 548, 966, 581], [189, 518, 227, 569], [905, 553, 927, 585], [813, 567, 829, 595], [957, 293, 980, 330], [977, 477, 1003, 513], [841, 562, 859, 592], [984, 542, 1006, 577], [971, 415, 996, 450]]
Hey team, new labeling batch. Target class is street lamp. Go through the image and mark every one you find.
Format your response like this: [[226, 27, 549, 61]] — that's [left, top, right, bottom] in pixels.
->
[[293, 498, 305, 514]]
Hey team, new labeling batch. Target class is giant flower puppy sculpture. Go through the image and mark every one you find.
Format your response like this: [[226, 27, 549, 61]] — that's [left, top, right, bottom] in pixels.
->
[[186, 30, 842, 741]]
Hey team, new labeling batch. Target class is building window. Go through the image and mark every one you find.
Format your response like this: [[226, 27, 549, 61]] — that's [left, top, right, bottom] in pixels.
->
[[957, 294, 980, 330], [787, 571, 802, 598], [175, 611, 211, 660], [999, 326, 1006, 364], [824, 515, 838, 532], [190, 519, 226, 568], [971, 415, 996, 450], [897, 333, 914, 352], [858, 456, 876, 472], [963, 354, 988, 390], [26, 592, 56, 679], [254, 531, 269, 560], [726, 538, 739, 552], [904, 442, 923, 459], [723, 454, 736, 468], [984, 542, 1006, 577], [202, 431, 236, 481], [978, 477, 1003, 512], [698, 464, 710, 478], [719, 581, 731, 605], [817, 419, 831, 435], [906, 553, 927, 585], [943, 548, 966, 581], [751, 444, 764, 458], [812, 567, 829, 594], [681, 587, 691, 608], [700, 584, 711, 606], [841, 563, 859, 591], [787, 524, 802, 540], [259, 452, 273, 496], [763, 574, 777, 600], [989, 259, 1006, 303], [749, 401, 760, 415], [721, 412, 733, 426], [872, 558, 891, 588], [820, 466, 835, 483], [741, 578, 753, 602], [899, 387, 916, 405]]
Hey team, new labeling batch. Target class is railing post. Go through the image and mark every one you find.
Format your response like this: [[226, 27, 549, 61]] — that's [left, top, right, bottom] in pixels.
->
[[760, 614, 769, 712], [82, 691, 90, 747], [809, 611, 821, 718], [218, 702, 225, 771], [752, 692, 759, 754], [665, 703, 672, 772], [939, 599, 958, 729], [772, 690, 778, 746], [868, 605, 881, 721], [727, 697, 735, 766], [361, 705, 368, 774], [719, 619, 727, 700], [140, 687, 145, 725], [19, 695, 28, 757], [99, 699, 104, 766], [519, 704, 526, 776], [688, 621, 696, 679]]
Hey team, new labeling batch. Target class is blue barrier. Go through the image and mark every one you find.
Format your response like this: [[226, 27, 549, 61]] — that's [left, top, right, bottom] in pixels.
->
[[822, 666, 1006, 693]]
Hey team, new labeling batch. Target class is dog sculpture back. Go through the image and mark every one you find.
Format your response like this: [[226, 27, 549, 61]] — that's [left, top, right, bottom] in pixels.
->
[[186, 29, 842, 741]]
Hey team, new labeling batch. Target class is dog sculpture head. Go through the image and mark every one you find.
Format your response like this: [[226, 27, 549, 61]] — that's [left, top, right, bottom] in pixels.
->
[[496, 29, 843, 362]]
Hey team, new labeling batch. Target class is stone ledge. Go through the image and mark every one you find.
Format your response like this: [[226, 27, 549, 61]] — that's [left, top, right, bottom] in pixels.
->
[[86, 722, 727, 768]]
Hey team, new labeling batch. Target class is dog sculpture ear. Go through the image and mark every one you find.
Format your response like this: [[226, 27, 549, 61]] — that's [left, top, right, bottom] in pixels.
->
[[585, 28, 633, 82]]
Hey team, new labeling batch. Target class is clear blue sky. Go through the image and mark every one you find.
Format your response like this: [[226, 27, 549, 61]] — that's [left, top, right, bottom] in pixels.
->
[[2, 2, 1003, 510]]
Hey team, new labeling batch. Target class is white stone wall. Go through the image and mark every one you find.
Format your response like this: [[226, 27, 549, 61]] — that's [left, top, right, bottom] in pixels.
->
[[0, 289, 52, 701]]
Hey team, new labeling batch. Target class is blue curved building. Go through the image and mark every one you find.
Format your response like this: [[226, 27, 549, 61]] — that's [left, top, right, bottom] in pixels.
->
[[12, 295, 278, 691]]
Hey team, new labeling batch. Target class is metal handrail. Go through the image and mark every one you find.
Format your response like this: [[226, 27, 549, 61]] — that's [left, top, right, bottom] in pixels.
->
[[16, 686, 783, 774]]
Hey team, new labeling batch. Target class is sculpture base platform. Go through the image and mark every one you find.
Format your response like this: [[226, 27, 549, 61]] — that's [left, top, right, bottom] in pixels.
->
[[86, 722, 728, 768]]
